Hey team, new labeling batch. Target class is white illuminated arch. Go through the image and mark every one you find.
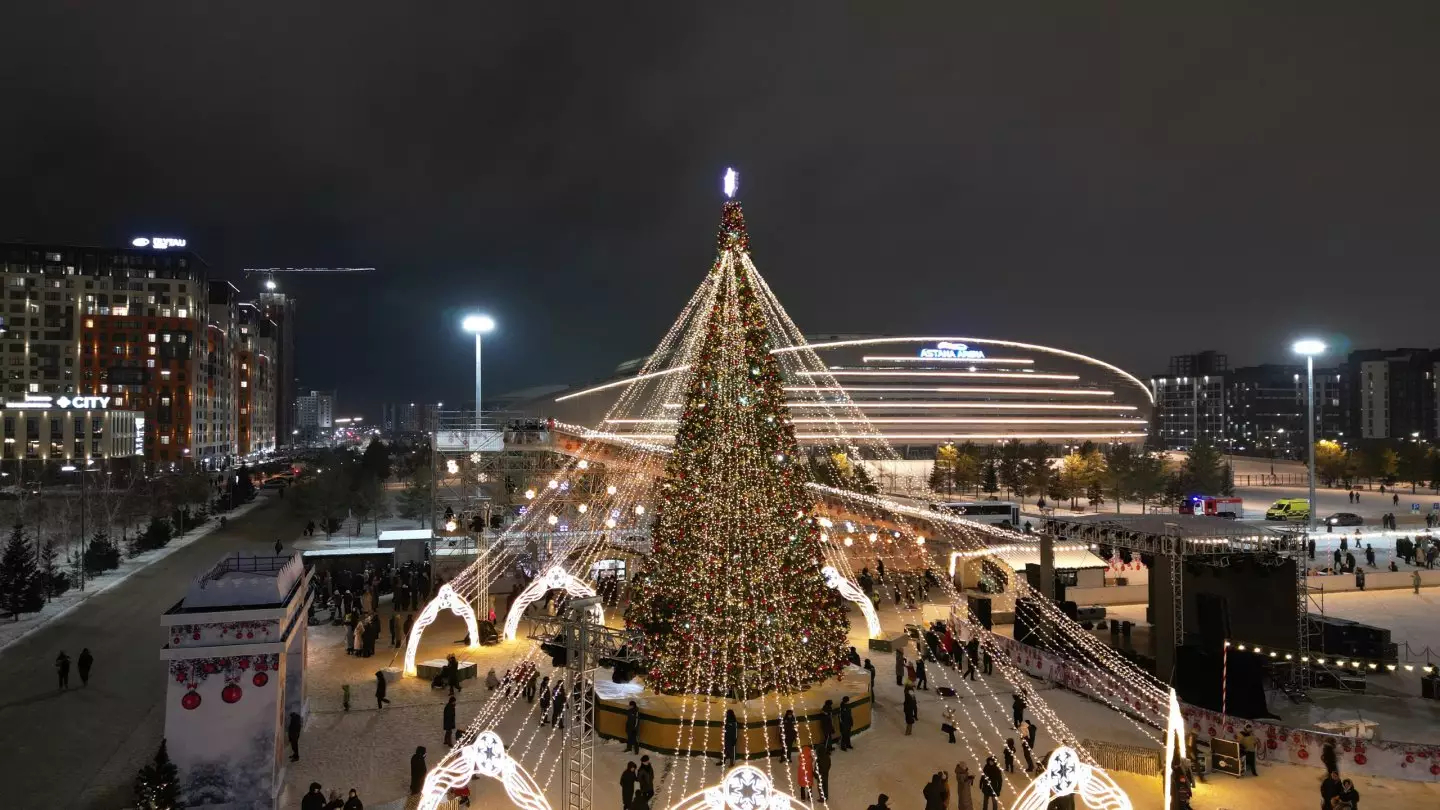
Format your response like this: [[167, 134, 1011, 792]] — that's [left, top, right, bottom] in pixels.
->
[[404, 583, 481, 676], [1011, 746, 1134, 810], [1163, 688, 1187, 810], [502, 564, 604, 641], [417, 730, 550, 810], [821, 564, 881, 638], [666, 765, 809, 810]]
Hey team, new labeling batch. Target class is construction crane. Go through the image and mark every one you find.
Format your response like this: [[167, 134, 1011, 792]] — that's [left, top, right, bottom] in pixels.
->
[[242, 267, 375, 290]]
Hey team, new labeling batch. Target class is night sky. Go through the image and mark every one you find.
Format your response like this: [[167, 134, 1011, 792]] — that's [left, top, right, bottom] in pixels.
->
[[3, 5, 1437, 417]]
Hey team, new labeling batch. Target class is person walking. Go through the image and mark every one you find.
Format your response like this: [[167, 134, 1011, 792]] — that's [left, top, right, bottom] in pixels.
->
[[895, 648, 906, 687], [1011, 693, 1026, 728], [446, 654, 463, 693], [1002, 739, 1015, 773], [552, 685, 567, 728], [539, 675, 553, 722], [941, 706, 957, 744], [722, 709, 738, 767], [797, 745, 815, 801], [1355, 568, 1366, 591], [274, 539, 283, 555], [817, 699, 835, 752], [815, 743, 832, 802], [863, 658, 876, 695], [954, 761, 975, 810], [981, 646, 993, 676], [1364, 544, 1375, 568], [389, 613, 400, 648], [620, 762, 638, 810], [903, 686, 918, 735], [980, 756, 1003, 810], [409, 747, 427, 795], [443, 695, 457, 746], [839, 696, 855, 750], [781, 709, 798, 762], [1321, 740, 1339, 776], [1414, 569, 1424, 594], [965, 638, 980, 680], [287, 711, 304, 761], [375, 671, 391, 710], [916, 656, 929, 690], [637, 755, 655, 808], [55, 651, 71, 690], [77, 648, 94, 687], [625, 701, 642, 753]]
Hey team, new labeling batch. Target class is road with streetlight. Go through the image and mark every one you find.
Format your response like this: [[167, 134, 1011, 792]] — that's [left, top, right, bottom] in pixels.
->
[[0, 492, 292, 810]]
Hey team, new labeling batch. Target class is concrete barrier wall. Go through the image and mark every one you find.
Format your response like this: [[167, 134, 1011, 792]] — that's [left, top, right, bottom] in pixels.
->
[[1306, 568, 1440, 593]]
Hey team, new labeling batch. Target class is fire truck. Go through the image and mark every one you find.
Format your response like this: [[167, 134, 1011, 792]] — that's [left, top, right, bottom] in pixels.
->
[[1178, 495, 1244, 519]]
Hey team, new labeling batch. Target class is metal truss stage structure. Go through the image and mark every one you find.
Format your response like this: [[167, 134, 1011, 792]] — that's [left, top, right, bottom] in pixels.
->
[[1041, 514, 1311, 685]]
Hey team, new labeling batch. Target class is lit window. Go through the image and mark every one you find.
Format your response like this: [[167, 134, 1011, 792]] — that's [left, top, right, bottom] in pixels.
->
[[146, 359, 155, 368], [160, 370, 171, 380], [240, 381, 247, 388], [177, 309, 187, 318], [162, 334, 171, 342], [147, 295, 156, 304], [161, 308, 171, 318], [147, 334, 156, 342], [85, 319, 94, 328], [160, 435, 170, 444], [147, 346, 156, 355]]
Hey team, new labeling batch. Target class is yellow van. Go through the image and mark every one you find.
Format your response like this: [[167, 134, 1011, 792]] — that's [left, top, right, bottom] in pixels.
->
[[1265, 499, 1310, 521]]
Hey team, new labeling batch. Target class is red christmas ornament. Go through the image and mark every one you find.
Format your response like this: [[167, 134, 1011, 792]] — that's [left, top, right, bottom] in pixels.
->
[[222, 683, 243, 704], [181, 690, 201, 710], [238, 658, 250, 670], [192, 632, 201, 640], [1266, 739, 1277, 750], [173, 636, 181, 645], [1431, 763, 1440, 776], [246, 632, 254, 639], [252, 672, 269, 688], [1354, 753, 1367, 766], [1298, 748, 1310, 760], [1406, 753, 1416, 763]]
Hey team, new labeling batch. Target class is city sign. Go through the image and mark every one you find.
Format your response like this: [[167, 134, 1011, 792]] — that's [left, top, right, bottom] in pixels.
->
[[918, 341, 987, 360], [131, 236, 187, 249], [4, 394, 112, 410]]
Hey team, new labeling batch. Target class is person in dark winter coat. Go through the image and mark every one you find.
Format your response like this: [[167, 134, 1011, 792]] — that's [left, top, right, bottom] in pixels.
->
[[838, 696, 855, 750], [637, 755, 656, 807], [781, 709, 798, 762], [343, 788, 363, 810], [817, 700, 835, 751], [815, 744, 832, 802], [966, 638, 980, 680], [445, 654, 463, 693], [867, 794, 891, 810], [895, 648, 905, 686], [288, 711, 303, 761], [980, 756, 1003, 810], [77, 648, 94, 686], [1320, 771, 1343, 809], [863, 659, 877, 695], [375, 671, 391, 709], [625, 701, 642, 753], [301, 782, 327, 810], [539, 675, 553, 721], [903, 687, 918, 735], [848, 646, 862, 667], [722, 709, 739, 766], [403, 613, 415, 643], [621, 762, 638, 809], [443, 696, 457, 745], [389, 614, 400, 648], [923, 772, 946, 810], [916, 656, 929, 690], [1339, 778, 1360, 809], [409, 747, 428, 795], [1321, 740, 1339, 776], [1011, 693, 1026, 728], [551, 686, 567, 728], [56, 651, 71, 690]]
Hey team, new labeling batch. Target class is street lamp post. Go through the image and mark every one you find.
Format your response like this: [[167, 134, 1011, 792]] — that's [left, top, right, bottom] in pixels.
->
[[1293, 339, 1326, 533], [61, 460, 97, 591], [461, 314, 496, 430]]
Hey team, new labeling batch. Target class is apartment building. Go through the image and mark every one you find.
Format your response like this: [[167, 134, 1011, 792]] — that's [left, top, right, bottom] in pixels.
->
[[237, 303, 277, 456]]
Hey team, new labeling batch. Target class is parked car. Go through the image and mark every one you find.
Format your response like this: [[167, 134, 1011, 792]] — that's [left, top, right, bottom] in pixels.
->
[[1324, 512, 1364, 526]]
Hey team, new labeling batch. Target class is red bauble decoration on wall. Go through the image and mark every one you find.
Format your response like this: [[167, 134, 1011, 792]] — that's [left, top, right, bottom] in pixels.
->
[[181, 690, 202, 710], [252, 672, 269, 688], [1354, 754, 1367, 766], [222, 683, 243, 704], [1431, 763, 1440, 776], [192, 632, 201, 640], [1266, 739, 1277, 750], [1298, 748, 1310, 760]]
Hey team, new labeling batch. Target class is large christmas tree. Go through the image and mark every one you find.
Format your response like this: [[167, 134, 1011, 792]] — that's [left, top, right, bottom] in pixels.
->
[[627, 196, 849, 696]]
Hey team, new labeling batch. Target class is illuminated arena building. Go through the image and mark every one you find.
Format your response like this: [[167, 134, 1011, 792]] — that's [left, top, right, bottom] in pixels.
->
[[511, 335, 1152, 457]]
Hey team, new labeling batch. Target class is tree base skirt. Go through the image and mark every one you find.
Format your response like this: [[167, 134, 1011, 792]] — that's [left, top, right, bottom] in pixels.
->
[[595, 666, 872, 758]]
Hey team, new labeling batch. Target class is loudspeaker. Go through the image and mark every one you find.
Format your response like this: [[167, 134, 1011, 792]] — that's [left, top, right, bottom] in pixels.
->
[[969, 596, 993, 630]]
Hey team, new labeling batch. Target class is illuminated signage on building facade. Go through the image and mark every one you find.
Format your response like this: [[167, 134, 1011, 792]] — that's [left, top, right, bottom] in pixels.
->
[[131, 236, 188, 249], [918, 341, 987, 360]]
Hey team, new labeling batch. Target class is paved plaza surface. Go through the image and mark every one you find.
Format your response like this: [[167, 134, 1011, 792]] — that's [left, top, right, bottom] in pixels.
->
[[0, 493, 288, 810], [283, 599, 1440, 810]]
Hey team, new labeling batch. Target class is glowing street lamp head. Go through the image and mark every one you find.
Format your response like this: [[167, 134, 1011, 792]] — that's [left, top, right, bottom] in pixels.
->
[[723, 167, 739, 199], [1292, 339, 1326, 356], [462, 314, 496, 334], [264, 279, 277, 291]]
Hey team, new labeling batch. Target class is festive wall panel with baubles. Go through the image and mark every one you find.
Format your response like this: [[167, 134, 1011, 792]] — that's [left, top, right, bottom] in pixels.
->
[[164, 653, 283, 809]]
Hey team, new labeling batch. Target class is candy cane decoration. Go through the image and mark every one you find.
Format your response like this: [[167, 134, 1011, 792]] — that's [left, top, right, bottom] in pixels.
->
[[405, 583, 481, 676], [417, 730, 550, 810], [821, 565, 882, 638], [502, 564, 604, 641]]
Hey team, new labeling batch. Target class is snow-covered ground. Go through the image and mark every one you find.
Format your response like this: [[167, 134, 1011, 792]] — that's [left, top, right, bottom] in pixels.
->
[[0, 495, 267, 653], [281, 598, 1440, 810]]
